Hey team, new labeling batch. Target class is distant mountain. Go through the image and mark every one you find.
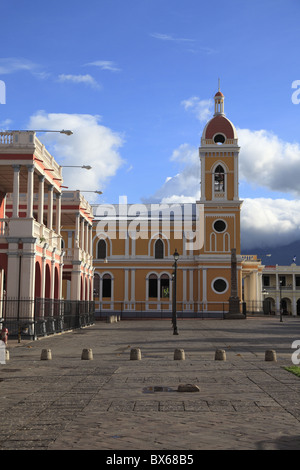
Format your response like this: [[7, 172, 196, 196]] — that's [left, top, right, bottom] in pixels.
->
[[241, 239, 300, 266]]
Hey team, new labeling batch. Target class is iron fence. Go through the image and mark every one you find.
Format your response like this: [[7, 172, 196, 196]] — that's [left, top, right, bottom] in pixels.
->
[[94, 300, 278, 320], [94, 301, 245, 320], [0, 298, 95, 340]]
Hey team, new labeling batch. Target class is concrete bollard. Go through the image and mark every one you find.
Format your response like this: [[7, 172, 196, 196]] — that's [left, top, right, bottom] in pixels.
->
[[81, 348, 93, 360], [174, 348, 185, 360], [265, 350, 277, 362], [215, 349, 226, 361], [106, 315, 113, 323], [41, 349, 52, 360], [5, 350, 9, 361], [130, 348, 141, 360]]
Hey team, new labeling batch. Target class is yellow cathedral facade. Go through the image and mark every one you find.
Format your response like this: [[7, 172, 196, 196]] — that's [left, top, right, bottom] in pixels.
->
[[91, 89, 263, 318]]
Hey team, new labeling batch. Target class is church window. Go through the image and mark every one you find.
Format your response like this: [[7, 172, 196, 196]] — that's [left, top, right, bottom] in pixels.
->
[[160, 274, 170, 298], [212, 278, 228, 293], [97, 239, 106, 259], [155, 239, 164, 259], [214, 165, 225, 192], [214, 133, 226, 144], [213, 219, 226, 233], [93, 273, 100, 297], [102, 274, 112, 298], [148, 274, 158, 298]]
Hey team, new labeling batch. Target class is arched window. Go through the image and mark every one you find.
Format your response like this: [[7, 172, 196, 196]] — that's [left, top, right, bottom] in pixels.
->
[[155, 239, 164, 259], [102, 273, 112, 298], [148, 274, 158, 298], [214, 165, 225, 192], [160, 274, 170, 298], [93, 273, 100, 297], [97, 239, 106, 259]]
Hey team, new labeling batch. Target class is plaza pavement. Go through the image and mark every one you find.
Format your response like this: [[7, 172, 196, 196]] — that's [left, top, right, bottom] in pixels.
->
[[0, 316, 300, 452]]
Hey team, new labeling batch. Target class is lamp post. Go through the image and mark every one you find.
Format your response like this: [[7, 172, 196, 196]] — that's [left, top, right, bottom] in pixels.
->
[[79, 190, 103, 195], [172, 249, 179, 335], [17, 129, 73, 135], [279, 279, 283, 322], [62, 165, 92, 170]]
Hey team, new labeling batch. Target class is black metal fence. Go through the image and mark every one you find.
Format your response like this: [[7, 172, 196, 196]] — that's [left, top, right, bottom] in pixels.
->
[[94, 300, 270, 320], [0, 298, 95, 340]]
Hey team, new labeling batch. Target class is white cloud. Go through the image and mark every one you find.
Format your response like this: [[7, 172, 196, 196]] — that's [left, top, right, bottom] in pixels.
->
[[238, 128, 300, 196], [241, 198, 300, 249], [0, 57, 38, 74], [142, 143, 200, 203], [27, 112, 124, 201], [85, 60, 121, 72], [181, 96, 213, 122], [150, 32, 195, 43], [57, 74, 100, 89]]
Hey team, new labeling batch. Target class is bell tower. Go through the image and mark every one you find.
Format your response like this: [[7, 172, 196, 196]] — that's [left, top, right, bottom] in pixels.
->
[[199, 87, 242, 256]]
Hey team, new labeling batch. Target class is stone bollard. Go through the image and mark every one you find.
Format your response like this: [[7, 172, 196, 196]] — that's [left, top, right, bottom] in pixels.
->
[[174, 348, 185, 360], [81, 348, 93, 360], [215, 349, 226, 361], [41, 349, 52, 360], [265, 350, 277, 362], [106, 315, 113, 323], [5, 350, 9, 361], [130, 348, 141, 360]]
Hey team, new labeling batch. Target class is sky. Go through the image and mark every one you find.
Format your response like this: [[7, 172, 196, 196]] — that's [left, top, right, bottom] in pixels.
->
[[1, 0, 300, 251]]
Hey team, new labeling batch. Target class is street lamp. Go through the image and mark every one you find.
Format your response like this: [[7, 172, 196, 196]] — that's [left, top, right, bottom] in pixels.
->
[[62, 165, 92, 170], [79, 190, 103, 195], [17, 129, 73, 135], [172, 249, 179, 335], [279, 279, 283, 322]]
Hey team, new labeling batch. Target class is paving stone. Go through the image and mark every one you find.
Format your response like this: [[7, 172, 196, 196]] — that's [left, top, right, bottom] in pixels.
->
[[1, 318, 300, 450]]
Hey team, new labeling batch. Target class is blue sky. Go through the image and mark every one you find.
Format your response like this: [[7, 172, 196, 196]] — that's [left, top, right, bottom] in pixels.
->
[[1, 0, 300, 250]]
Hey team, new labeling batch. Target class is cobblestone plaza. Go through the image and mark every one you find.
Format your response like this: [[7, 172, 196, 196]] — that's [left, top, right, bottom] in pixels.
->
[[0, 317, 300, 451]]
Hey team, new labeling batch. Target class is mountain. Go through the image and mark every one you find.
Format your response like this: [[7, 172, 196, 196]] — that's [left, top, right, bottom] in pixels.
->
[[241, 239, 300, 266]]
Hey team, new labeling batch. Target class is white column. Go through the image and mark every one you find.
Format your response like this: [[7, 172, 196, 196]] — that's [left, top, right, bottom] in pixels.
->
[[85, 222, 89, 253], [80, 218, 84, 250], [47, 185, 53, 230], [12, 165, 20, 218], [89, 225, 93, 256], [131, 269, 135, 302], [202, 268, 207, 302], [75, 213, 80, 247], [189, 269, 193, 302], [26, 165, 34, 218], [124, 269, 129, 302], [182, 269, 187, 302], [56, 193, 61, 235], [38, 175, 45, 224]]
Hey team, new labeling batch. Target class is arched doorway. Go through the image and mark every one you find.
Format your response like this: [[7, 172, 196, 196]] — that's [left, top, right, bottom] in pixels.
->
[[54, 267, 59, 299], [45, 264, 51, 299], [35, 261, 41, 298], [281, 297, 291, 316]]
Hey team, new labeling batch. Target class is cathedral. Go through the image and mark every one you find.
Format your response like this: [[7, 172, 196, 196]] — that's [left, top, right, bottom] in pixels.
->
[[92, 88, 263, 318]]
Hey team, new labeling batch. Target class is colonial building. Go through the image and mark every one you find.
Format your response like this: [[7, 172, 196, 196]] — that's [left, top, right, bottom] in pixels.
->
[[0, 130, 94, 336], [92, 89, 263, 318], [262, 263, 300, 316]]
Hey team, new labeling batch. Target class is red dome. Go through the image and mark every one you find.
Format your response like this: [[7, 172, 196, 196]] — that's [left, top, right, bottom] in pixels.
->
[[215, 91, 224, 97], [203, 114, 235, 139]]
